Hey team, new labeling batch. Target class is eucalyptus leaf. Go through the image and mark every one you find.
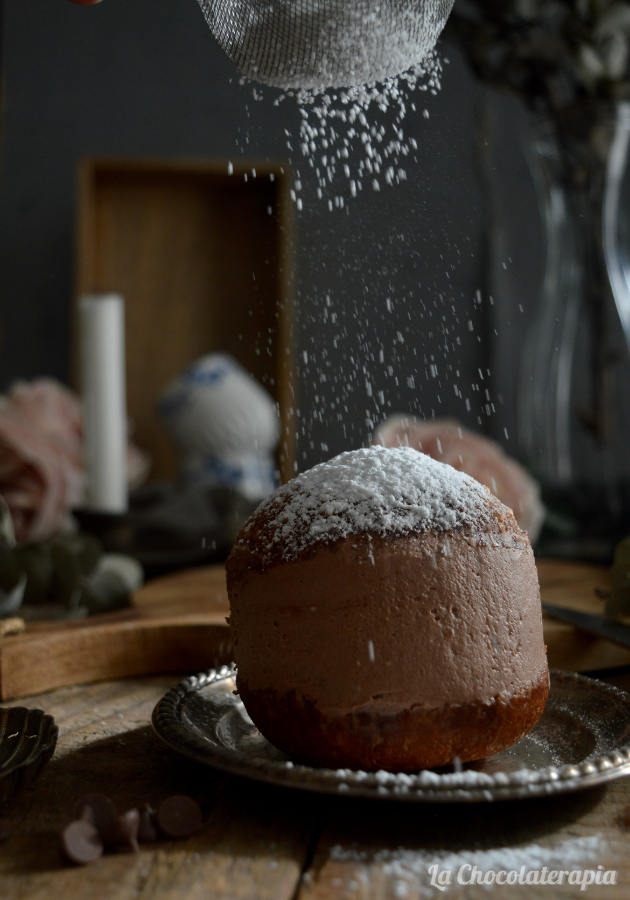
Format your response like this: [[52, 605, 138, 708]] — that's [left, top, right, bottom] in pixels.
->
[[14, 544, 54, 606], [56, 532, 103, 577], [0, 574, 26, 617], [0, 545, 21, 593], [80, 571, 130, 615], [49, 540, 81, 609], [0, 496, 15, 548]]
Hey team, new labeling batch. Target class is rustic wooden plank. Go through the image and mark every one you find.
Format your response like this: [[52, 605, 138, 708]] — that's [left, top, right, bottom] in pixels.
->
[[3, 667, 630, 897], [134, 779, 322, 900], [0, 565, 231, 701], [131, 565, 228, 610], [295, 666, 630, 900], [296, 779, 630, 899], [0, 556, 623, 702], [0, 557, 625, 702], [537, 559, 607, 593], [0, 611, 230, 702], [0, 678, 320, 900], [538, 559, 630, 672]]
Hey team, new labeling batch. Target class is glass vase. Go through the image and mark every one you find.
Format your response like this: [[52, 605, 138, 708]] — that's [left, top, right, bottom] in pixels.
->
[[517, 102, 630, 560]]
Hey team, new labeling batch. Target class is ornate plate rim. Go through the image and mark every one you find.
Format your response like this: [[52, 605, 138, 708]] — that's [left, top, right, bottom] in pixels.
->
[[151, 666, 630, 803]]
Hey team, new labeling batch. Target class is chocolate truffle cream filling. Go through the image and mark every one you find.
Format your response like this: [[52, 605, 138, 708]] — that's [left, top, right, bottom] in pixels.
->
[[228, 527, 547, 716]]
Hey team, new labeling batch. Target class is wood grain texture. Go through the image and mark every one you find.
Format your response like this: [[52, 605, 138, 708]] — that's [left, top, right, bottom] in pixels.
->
[[295, 780, 630, 899], [2, 674, 630, 899], [132, 564, 228, 610], [74, 158, 296, 483], [0, 558, 624, 702], [0, 678, 319, 900], [539, 559, 630, 671], [0, 566, 230, 702]]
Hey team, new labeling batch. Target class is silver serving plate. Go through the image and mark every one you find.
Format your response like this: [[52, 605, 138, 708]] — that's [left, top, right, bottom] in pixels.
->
[[152, 667, 630, 803]]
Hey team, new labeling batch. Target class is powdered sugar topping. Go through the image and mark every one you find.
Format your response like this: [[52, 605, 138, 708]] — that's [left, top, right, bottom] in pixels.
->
[[240, 446, 510, 563]]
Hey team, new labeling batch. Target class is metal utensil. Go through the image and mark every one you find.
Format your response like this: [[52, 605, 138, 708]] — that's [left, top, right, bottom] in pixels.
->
[[543, 602, 630, 652], [196, 0, 455, 90]]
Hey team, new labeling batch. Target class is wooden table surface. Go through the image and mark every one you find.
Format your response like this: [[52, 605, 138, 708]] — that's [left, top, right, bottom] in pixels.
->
[[3, 671, 630, 899], [0, 559, 624, 703]]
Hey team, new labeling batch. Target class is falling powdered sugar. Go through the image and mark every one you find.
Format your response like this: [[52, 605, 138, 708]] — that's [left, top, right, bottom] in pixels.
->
[[238, 446, 513, 565], [202, 0, 451, 209], [237, 4, 448, 210], [287, 56, 443, 210], [272, 53, 443, 211]]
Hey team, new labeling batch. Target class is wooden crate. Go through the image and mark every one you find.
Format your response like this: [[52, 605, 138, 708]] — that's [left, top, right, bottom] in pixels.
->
[[74, 158, 295, 483]]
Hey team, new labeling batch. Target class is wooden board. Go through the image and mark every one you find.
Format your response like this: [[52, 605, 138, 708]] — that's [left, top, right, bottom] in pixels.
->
[[0, 558, 623, 702], [538, 559, 630, 671], [3, 675, 630, 900], [74, 158, 296, 482], [0, 566, 230, 701]]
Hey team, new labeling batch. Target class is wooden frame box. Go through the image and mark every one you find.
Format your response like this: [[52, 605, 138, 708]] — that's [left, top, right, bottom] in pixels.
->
[[74, 158, 295, 483]]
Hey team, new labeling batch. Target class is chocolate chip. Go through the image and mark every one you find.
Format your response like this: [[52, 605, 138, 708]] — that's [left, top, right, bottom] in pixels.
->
[[78, 804, 95, 825], [156, 795, 202, 839], [137, 803, 158, 843], [71, 793, 118, 845], [61, 820, 104, 865], [113, 809, 140, 852]]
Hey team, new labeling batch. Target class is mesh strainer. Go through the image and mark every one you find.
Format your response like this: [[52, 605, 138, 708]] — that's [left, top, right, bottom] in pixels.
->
[[196, 0, 454, 91]]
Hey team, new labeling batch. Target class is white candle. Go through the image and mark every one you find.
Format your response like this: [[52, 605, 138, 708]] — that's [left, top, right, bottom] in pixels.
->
[[80, 294, 128, 513]]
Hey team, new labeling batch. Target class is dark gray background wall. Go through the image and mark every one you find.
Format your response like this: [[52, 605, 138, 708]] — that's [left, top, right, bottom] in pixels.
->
[[0, 0, 538, 470]]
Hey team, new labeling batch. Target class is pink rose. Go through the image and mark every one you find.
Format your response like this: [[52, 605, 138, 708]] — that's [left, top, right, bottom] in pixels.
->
[[0, 380, 84, 543], [373, 416, 545, 542], [0, 379, 150, 544]]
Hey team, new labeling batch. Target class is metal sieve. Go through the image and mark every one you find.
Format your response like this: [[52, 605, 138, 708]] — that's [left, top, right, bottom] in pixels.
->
[[196, 0, 455, 91]]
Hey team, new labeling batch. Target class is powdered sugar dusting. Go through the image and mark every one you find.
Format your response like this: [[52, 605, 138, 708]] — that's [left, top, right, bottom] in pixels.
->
[[239, 446, 511, 564], [332, 833, 606, 870], [329, 834, 609, 898]]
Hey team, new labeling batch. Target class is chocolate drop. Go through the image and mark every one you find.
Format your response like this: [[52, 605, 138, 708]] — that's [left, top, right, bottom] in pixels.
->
[[113, 809, 140, 852], [61, 820, 103, 865], [72, 793, 120, 845], [137, 803, 158, 843], [156, 795, 202, 839]]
